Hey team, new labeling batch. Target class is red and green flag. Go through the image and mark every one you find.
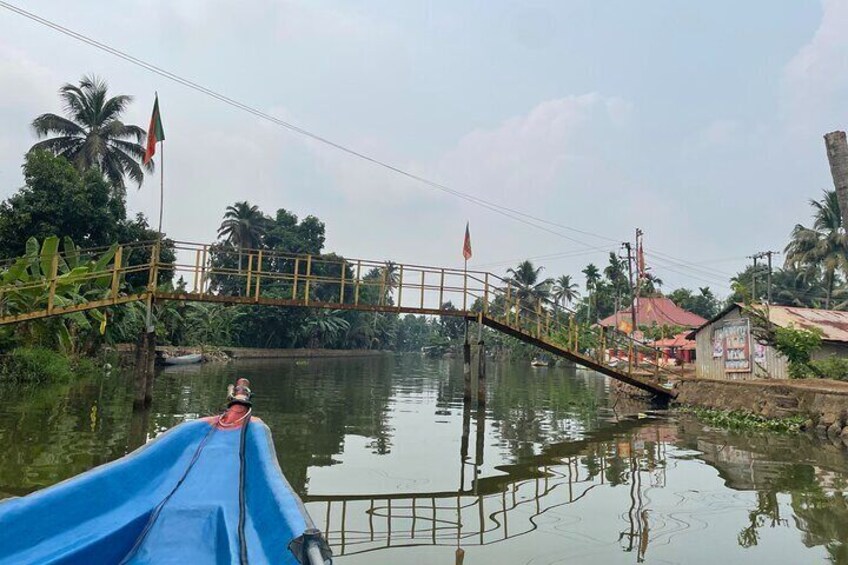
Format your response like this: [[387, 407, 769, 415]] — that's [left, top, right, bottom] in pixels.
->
[[143, 95, 165, 165]]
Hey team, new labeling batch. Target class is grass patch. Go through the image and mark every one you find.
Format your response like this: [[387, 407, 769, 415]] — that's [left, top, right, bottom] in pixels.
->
[[680, 406, 806, 433], [0, 347, 96, 384]]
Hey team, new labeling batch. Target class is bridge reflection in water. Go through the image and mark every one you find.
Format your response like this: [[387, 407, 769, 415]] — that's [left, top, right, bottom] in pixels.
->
[[304, 405, 668, 561]]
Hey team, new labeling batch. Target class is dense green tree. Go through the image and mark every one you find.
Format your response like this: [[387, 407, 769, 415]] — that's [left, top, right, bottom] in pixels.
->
[[263, 209, 325, 255], [0, 152, 173, 286], [667, 286, 720, 319], [437, 301, 465, 341], [30, 75, 150, 192], [0, 151, 124, 257], [300, 310, 350, 348], [394, 315, 435, 351], [785, 190, 848, 309], [603, 252, 629, 298]]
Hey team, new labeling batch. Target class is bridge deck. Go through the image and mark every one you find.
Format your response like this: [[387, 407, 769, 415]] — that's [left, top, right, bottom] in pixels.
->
[[0, 239, 678, 398]]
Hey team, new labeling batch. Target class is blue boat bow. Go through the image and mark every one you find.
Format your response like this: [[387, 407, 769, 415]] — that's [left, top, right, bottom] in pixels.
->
[[0, 379, 332, 565]]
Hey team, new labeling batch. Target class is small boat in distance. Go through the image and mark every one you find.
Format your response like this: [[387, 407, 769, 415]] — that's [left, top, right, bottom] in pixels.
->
[[0, 379, 332, 564], [161, 352, 203, 365], [531, 357, 550, 367]]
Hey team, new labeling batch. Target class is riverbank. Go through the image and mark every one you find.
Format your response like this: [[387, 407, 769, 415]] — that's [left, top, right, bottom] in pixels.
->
[[611, 374, 848, 441], [114, 344, 390, 362], [673, 377, 848, 438]]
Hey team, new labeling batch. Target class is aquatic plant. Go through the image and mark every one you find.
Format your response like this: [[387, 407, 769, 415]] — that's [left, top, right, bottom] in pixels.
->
[[680, 406, 806, 433]]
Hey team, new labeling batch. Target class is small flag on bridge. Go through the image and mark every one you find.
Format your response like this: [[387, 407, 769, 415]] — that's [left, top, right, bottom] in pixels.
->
[[143, 94, 165, 166], [462, 222, 472, 261]]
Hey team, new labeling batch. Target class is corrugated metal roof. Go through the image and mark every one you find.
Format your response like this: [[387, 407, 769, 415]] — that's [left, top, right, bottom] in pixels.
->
[[766, 305, 848, 343]]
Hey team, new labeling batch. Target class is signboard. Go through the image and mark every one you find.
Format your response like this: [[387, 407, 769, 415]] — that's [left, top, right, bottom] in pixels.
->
[[754, 342, 767, 366], [721, 319, 751, 373]]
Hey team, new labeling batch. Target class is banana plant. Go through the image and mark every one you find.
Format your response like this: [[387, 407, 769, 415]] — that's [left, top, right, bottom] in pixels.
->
[[0, 236, 118, 353]]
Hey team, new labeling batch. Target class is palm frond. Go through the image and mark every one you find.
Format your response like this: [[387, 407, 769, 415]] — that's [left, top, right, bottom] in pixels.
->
[[31, 113, 85, 138]]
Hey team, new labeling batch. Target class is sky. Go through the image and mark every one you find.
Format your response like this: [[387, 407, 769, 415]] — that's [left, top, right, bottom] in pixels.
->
[[0, 0, 846, 296]]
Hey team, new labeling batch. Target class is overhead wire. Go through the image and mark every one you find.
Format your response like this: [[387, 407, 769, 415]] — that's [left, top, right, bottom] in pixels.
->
[[0, 1, 622, 258], [474, 247, 617, 270], [1, 1, 792, 300]]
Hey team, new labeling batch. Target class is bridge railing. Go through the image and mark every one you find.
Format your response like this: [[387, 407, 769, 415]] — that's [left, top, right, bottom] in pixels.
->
[[462, 271, 684, 385], [0, 240, 159, 323], [161, 241, 492, 315], [159, 243, 680, 385], [0, 239, 688, 386]]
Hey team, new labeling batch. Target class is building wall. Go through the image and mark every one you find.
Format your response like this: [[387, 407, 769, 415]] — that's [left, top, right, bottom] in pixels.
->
[[813, 342, 848, 361], [694, 307, 789, 380]]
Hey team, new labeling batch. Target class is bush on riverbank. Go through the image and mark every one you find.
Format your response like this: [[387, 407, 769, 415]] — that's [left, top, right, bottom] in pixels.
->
[[0, 347, 96, 384], [681, 406, 806, 433]]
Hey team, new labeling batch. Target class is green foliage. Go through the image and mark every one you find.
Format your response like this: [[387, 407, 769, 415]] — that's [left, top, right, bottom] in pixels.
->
[[30, 75, 150, 191], [681, 406, 806, 433], [809, 355, 848, 381], [640, 323, 687, 341], [784, 190, 848, 310], [773, 325, 823, 378], [0, 151, 125, 258], [666, 287, 720, 319], [0, 152, 174, 287], [0, 236, 119, 354], [0, 347, 74, 384]]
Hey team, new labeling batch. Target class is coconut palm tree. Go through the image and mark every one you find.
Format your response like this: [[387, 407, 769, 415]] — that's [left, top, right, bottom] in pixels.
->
[[217, 201, 268, 271], [785, 190, 848, 309], [506, 260, 553, 308], [552, 275, 580, 311], [582, 263, 601, 321], [30, 75, 150, 193]]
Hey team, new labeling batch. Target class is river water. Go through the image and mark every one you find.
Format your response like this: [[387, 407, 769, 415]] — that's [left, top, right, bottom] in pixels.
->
[[1, 355, 847, 564]]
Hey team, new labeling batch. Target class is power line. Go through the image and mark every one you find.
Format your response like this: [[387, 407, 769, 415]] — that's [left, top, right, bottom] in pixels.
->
[[0, 1, 767, 288], [474, 247, 615, 270], [0, 1, 621, 255]]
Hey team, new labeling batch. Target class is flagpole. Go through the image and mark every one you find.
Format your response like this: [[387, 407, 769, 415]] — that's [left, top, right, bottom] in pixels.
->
[[157, 139, 164, 239]]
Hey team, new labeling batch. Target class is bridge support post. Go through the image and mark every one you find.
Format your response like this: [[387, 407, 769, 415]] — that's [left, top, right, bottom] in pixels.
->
[[133, 328, 156, 407], [463, 321, 472, 405], [477, 340, 487, 407], [134, 293, 157, 407]]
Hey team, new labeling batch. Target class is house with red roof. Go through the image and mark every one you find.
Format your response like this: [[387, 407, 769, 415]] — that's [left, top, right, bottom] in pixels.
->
[[598, 297, 705, 365], [598, 297, 707, 330]]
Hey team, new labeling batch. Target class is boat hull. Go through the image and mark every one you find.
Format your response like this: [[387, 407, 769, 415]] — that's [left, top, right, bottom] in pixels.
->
[[0, 418, 325, 564], [161, 353, 203, 366]]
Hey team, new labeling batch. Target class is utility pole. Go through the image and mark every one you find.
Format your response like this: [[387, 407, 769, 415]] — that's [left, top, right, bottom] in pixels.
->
[[622, 241, 637, 336], [635, 228, 644, 299], [750, 250, 779, 305], [747, 254, 759, 303]]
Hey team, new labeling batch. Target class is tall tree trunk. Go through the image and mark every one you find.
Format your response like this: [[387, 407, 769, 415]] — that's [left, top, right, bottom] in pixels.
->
[[824, 131, 848, 231], [826, 268, 834, 309]]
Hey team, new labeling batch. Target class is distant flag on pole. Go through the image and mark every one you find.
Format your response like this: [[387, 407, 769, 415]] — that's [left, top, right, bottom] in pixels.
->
[[463, 222, 473, 261], [637, 240, 646, 278], [143, 94, 165, 165]]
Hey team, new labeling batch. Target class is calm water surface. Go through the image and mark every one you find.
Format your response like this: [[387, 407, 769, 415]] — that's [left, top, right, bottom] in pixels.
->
[[1, 355, 848, 564]]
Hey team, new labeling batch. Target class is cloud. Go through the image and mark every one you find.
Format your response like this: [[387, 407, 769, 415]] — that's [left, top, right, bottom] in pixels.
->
[[437, 94, 631, 203], [696, 119, 740, 148], [782, 0, 848, 133], [151, 0, 396, 46], [0, 46, 58, 188]]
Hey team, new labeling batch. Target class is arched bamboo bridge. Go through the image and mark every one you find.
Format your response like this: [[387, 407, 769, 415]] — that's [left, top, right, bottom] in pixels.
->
[[0, 239, 676, 400]]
